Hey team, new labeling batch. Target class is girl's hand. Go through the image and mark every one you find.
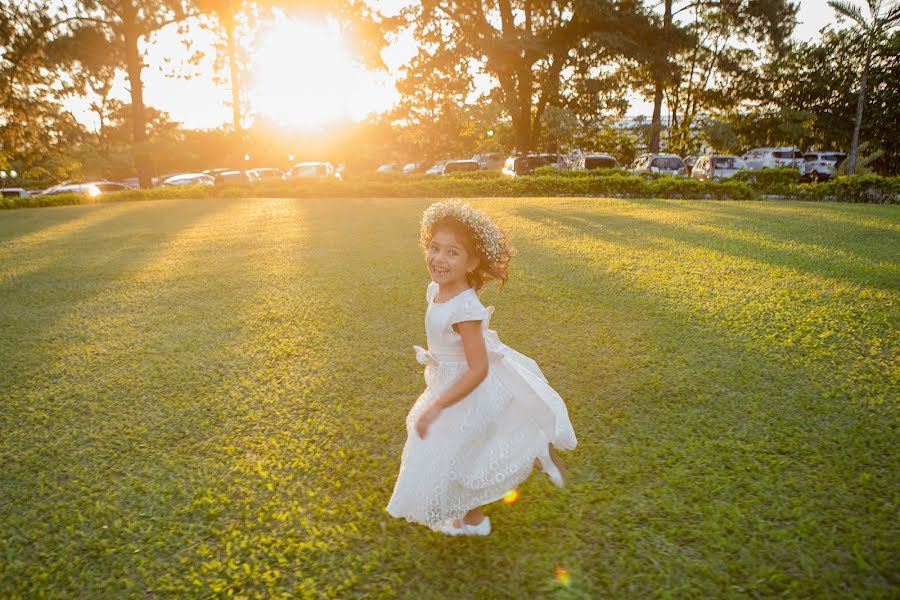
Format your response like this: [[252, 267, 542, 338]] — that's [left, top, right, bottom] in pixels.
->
[[416, 402, 443, 439]]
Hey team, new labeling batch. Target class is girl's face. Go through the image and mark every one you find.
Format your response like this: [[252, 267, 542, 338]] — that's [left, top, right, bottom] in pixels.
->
[[426, 227, 478, 288]]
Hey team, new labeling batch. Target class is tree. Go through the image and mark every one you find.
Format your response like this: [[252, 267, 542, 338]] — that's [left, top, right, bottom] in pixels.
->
[[398, 1, 653, 153], [642, 0, 798, 153], [737, 28, 900, 175], [72, 0, 195, 188], [197, 0, 248, 132], [828, 0, 900, 173]]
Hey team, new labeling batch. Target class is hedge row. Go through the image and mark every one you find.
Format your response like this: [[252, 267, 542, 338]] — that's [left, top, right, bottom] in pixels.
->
[[2, 173, 898, 210]]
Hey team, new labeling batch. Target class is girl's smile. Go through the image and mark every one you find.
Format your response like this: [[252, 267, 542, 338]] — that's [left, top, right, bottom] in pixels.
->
[[427, 228, 478, 289]]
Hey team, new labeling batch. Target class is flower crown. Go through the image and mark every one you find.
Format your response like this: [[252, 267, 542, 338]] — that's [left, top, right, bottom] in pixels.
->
[[421, 200, 504, 262]]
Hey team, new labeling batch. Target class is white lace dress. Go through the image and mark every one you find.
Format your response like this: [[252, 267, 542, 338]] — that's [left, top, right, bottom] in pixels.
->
[[386, 281, 577, 530]]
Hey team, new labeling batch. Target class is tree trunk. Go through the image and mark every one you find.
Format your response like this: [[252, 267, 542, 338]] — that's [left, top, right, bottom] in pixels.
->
[[649, 83, 663, 152], [122, 4, 151, 188], [225, 12, 241, 132], [649, 0, 673, 153], [847, 38, 872, 175]]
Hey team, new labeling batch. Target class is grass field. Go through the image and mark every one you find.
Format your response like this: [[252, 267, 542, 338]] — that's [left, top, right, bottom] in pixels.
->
[[0, 196, 897, 598]]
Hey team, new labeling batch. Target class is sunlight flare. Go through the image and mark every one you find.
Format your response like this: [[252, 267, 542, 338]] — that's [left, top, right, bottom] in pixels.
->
[[250, 17, 394, 130]]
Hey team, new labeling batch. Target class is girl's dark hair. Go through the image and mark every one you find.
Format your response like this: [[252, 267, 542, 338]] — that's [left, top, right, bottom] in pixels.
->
[[422, 216, 515, 292]]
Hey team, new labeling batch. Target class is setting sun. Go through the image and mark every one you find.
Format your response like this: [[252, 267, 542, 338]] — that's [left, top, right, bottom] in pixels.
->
[[250, 18, 396, 131]]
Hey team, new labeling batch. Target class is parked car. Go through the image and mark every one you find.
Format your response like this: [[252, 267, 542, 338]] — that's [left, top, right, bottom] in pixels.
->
[[402, 162, 432, 174], [691, 154, 748, 181], [376, 163, 401, 174], [286, 162, 341, 180], [501, 155, 554, 177], [801, 151, 847, 182], [576, 154, 619, 170], [1, 188, 31, 198], [742, 147, 803, 171], [471, 153, 504, 170], [539, 153, 569, 169], [631, 154, 687, 177], [94, 182, 130, 193], [40, 182, 103, 197], [161, 173, 215, 186], [214, 170, 260, 185], [250, 168, 286, 181], [425, 160, 450, 175], [441, 160, 481, 176]]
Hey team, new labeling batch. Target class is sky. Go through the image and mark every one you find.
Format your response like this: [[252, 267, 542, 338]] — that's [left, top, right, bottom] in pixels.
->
[[65, 0, 839, 131]]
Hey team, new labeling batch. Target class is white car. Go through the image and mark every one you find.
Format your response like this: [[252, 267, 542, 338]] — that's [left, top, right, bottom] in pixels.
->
[[742, 147, 803, 171], [376, 163, 400, 174], [691, 155, 748, 181], [802, 152, 847, 182], [40, 182, 103, 196], [425, 160, 449, 175], [161, 173, 215, 187], [286, 162, 341, 180]]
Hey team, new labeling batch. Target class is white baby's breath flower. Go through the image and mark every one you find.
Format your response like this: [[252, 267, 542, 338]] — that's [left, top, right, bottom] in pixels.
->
[[421, 200, 505, 262]]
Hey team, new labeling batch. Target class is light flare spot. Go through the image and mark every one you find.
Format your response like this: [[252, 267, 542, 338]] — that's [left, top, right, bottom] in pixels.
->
[[502, 489, 519, 504], [554, 566, 571, 586]]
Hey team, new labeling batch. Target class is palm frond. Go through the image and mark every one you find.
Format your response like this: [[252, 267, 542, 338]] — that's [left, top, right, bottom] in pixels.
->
[[829, 0, 871, 28], [880, 1, 900, 26]]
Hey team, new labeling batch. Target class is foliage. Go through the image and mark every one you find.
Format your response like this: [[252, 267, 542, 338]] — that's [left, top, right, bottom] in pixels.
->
[[727, 29, 900, 175], [397, 0, 653, 152], [798, 174, 900, 204], [636, 0, 799, 154], [0, 197, 896, 597], [732, 167, 802, 195], [834, 141, 882, 176]]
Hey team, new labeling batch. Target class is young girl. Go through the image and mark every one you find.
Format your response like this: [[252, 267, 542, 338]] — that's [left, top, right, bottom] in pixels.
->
[[386, 200, 577, 536]]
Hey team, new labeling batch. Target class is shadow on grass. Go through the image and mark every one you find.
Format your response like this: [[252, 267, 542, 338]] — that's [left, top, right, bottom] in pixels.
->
[[617, 197, 900, 264], [519, 202, 898, 293], [343, 198, 899, 597]]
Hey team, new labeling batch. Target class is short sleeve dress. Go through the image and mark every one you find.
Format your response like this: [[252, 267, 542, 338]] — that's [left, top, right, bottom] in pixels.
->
[[385, 281, 577, 530]]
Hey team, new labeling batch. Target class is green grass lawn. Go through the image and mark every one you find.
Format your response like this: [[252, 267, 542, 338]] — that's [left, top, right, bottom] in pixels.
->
[[0, 197, 897, 598]]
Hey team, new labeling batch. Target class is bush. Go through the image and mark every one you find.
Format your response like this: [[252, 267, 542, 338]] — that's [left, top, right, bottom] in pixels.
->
[[799, 175, 900, 204], [4, 172, 897, 210], [732, 167, 801, 195], [532, 166, 627, 178]]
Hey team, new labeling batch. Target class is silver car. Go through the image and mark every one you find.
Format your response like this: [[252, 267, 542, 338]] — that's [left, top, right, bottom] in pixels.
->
[[691, 155, 748, 181], [802, 152, 847, 182], [632, 154, 686, 177]]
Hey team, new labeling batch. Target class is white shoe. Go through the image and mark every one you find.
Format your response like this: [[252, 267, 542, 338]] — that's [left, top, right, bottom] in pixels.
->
[[438, 516, 491, 537], [538, 448, 566, 488]]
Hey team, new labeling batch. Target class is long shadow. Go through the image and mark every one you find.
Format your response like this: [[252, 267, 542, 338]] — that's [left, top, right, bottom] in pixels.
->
[[516, 203, 898, 293], [334, 199, 896, 596], [616, 197, 900, 264], [0, 202, 127, 244], [450, 205, 895, 595], [0, 198, 295, 594]]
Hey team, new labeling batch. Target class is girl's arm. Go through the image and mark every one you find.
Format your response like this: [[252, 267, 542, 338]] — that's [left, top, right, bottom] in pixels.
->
[[415, 320, 488, 439]]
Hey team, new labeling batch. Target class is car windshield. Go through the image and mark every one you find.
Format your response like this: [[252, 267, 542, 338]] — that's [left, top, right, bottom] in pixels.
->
[[651, 157, 683, 170], [585, 157, 617, 169], [713, 157, 739, 169]]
